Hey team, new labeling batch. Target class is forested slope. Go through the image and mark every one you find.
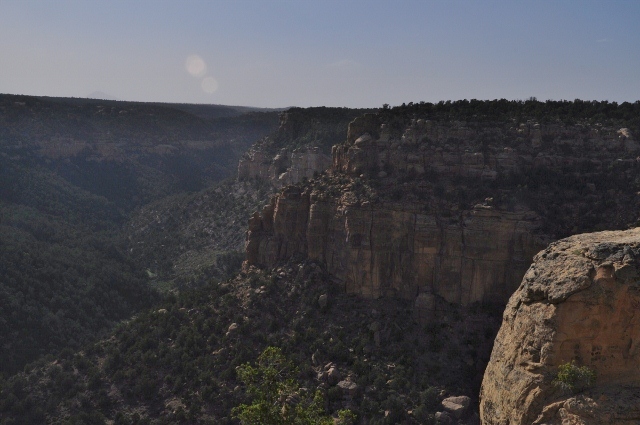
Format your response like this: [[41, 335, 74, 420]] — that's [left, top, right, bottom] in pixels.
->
[[0, 94, 279, 374]]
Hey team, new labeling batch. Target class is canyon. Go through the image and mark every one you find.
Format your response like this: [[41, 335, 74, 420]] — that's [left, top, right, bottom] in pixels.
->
[[2, 99, 640, 424]]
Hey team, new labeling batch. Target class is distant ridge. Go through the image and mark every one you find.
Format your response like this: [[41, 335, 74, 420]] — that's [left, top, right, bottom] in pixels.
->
[[87, 90, 119, 101], [16, 93, 286, 119]]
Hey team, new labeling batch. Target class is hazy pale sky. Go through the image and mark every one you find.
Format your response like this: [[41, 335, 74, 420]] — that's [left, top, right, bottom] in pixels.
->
[[1, 0, 639, 108]]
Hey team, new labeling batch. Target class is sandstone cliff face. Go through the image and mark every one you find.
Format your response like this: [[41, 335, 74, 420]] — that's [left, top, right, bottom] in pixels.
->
[[247, 184, 545, 311], [246, 109, 640, 318], [480, 228, 640, 425], [238, 145, 331, 188]]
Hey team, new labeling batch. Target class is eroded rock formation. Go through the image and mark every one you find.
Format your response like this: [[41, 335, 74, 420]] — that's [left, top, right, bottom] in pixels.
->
[[480, 228, 640, 425], [334, 115, 640, 183], [238, 145, 331, 187], [247, 185, 545, 310], [246, 108, 640, 319], [238, 107, 369, 187]]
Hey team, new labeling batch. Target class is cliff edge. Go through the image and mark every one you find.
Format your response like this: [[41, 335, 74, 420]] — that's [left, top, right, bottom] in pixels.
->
[[246, 103, 640, 319], [238, 107, 370, 187], [480, 227, 640, 425]]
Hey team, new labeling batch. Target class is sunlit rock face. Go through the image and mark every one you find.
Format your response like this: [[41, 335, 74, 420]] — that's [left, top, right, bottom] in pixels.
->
[[480, 228, 640, 425], [247, 186, 544, 309]]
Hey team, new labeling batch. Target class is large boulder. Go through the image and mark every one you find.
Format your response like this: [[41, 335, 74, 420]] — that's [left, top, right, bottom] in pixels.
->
[[480, 228, 640, 425], [442, 395, 471, 418]]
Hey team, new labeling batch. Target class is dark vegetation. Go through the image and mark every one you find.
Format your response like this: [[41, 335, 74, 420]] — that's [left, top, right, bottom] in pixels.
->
[[127, 179, 273, 288], [380, 98, 640, 135], [0, 264, 498, 424], [37, 96, 278, 118], [0, 152, 157, 375], [0, 94, 279, 375], [0, 94, 279, 209]]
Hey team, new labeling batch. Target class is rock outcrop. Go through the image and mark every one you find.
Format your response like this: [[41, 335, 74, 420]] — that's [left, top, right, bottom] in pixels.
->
[[247, 185, 545, 309], [480, 228, 640, 425], [238, 107, 370, 187], [238, 145, 331, 187], [334, 115, 640, 184], [246, 107, 640, 319]]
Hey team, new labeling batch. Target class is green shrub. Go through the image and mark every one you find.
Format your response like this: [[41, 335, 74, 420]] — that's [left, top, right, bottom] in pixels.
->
[[553, 361, 596, 393], [337, 409, 358, 425], [232, 347, 335, 425]]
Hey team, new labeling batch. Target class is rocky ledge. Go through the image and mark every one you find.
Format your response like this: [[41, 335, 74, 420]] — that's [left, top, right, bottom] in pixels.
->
[[480, 227, 640, 425]]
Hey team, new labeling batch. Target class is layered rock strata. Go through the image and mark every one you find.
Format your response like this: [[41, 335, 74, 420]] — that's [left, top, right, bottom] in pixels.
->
[[334, 115, 639, 183], [238, 146, 331, 187], [480, 228, 640, 425], [247, 184, 546, 310], [246, 110, 640, 316]]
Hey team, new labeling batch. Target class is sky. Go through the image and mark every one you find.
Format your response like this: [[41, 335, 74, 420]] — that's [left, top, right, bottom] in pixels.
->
[[0, 0, 639, 108]]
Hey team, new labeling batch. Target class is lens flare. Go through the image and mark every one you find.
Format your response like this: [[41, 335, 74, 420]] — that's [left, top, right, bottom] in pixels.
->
[[185, 55, 206, 77], [201, 76, 219, 93]]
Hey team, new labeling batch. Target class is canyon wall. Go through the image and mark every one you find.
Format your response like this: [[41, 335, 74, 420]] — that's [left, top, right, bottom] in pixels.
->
[[334, 114, 639, 182], [480, 228, 640, 425], [247, 186, 544, 312], [246, 108, 640, 318], [238, 145, 331, 188], [238, 108, 370, 187]]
